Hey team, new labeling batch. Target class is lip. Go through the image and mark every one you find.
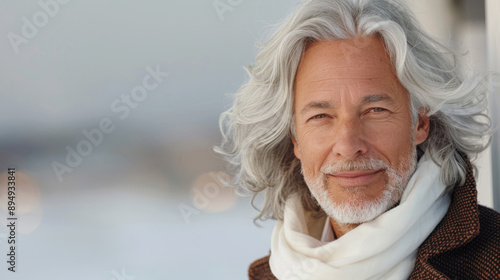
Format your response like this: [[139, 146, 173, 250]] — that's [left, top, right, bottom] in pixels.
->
[[327, 170, 383, 187]]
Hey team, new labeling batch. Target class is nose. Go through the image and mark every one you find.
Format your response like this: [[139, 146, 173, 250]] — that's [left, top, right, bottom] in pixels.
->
[[331, 117, 368, 159]]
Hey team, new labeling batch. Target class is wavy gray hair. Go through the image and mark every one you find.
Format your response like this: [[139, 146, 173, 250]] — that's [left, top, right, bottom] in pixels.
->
[[215, 0, 492, 221]]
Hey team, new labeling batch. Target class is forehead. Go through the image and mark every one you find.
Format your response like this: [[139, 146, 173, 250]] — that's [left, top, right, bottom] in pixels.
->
[[294, 36, 402, 92]]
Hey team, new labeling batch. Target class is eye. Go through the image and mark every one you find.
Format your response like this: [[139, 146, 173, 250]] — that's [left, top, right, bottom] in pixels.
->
[[363, 107, 391, 118], [311, 114, 327, 120], [369, 107, 387, 113]]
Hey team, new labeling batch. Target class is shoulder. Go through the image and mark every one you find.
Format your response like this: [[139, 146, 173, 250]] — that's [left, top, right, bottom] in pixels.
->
[[478, 205, 500, 226], [476, 205, 500, 246], [429, 205, 500, 278], [468, 205, 500, 259], [455, 205, 500, 274], [248, 255, 277, 280]]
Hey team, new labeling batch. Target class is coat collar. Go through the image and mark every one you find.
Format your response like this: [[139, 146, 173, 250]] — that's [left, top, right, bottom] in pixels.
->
[[410, 155, 480, 278]]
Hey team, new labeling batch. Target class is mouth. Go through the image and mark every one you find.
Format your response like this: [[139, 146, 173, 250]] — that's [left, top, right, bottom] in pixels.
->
[[327, 169, 384, 187]]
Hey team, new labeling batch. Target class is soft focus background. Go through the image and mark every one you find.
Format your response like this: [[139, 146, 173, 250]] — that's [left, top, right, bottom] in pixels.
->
[[0, 1, 498, 279]]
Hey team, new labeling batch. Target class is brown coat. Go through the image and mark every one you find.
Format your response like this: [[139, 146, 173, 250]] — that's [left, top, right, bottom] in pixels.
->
[[248, 161, 500, 279]]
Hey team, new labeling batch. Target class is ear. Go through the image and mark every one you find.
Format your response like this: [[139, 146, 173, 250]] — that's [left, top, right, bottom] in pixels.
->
[[415, 108, 430, 145], [291, 136, 302, 159]]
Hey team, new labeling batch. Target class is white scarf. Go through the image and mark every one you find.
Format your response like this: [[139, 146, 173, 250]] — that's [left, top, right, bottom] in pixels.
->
[[269, 155, 451, 280]]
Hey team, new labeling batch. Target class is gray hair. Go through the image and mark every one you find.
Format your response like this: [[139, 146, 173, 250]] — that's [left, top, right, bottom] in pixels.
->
[[215, 0, 492, 221]]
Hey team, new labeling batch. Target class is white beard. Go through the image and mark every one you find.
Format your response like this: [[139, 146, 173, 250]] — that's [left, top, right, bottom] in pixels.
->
[[302, 149, 417, 224]]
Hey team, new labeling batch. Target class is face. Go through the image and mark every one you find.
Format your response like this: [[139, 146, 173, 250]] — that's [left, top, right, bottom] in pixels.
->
[[292, 36, 430, 224]]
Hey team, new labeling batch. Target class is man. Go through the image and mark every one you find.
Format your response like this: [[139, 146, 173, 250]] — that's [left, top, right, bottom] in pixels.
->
[[216, 0, 500, 279]]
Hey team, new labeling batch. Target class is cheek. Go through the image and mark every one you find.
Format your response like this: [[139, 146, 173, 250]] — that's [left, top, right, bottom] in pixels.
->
[[300, 124, 336, 147], [299, 125, 327, 144], [298, 130, 332, 172], [364, 120, 414, 157]]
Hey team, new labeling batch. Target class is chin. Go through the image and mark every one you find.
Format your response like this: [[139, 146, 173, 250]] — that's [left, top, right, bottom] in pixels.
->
[[313, 182, 404, 224]]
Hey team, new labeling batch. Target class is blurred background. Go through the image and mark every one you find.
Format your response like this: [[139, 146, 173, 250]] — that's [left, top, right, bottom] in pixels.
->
[[0, 0, 498, 279]]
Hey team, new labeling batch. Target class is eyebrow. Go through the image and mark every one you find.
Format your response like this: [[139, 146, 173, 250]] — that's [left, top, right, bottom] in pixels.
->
[[299, 94, 394, 116], [299, 101, 333, 116], [362, 94, 393, 104]]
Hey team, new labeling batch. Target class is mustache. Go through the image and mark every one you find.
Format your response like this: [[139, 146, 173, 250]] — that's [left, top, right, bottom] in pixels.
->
[[320, 157, 390, 174]]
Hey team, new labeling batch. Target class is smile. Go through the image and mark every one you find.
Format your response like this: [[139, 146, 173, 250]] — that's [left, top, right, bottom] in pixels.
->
[[327, 170, 384, 187]]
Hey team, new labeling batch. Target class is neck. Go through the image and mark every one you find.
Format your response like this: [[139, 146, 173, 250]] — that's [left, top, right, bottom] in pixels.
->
[[329, 217, 360, 238]]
